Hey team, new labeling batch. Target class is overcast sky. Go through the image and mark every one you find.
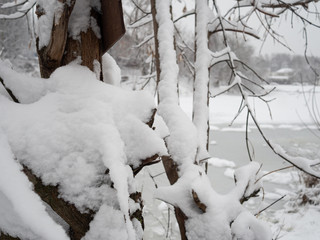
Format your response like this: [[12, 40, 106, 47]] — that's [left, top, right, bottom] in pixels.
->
[[174, 0, 320, 57]]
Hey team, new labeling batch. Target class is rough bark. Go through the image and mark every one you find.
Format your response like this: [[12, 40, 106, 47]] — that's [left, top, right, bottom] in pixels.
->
[[36, 1, 102, 79], [0, 83, 93, 240], [0, 233, 20, 240], [150, 0, 161, 96], [162, 156, 188, 240], [62, 9, 103, 74], [129, 192, 145, 229], [23, 167, 94, 240], [36, 0, 76, 78]]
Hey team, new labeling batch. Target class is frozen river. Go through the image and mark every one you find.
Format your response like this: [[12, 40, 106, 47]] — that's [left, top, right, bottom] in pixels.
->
[[138, 124, 319, 239], [139, 84, 320, 239]]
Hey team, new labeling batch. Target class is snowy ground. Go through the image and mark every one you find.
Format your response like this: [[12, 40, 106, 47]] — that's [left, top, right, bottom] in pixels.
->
[[180, 84, 319, 126], [140, 84, 320, 239]]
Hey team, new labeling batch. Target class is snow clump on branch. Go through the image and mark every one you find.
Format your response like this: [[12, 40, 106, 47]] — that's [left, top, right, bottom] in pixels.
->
[[0, 61, 167, 239]]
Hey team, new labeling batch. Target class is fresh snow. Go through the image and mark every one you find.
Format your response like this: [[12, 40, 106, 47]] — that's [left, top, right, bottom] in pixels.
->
[[208, 157, 236, 168], [272, 206, 320, 240], [193, 0, 211, 162], [102, 53, 121, 86], [68, 0, 101, 40], [179, 84, 320, 125], [0, 61, 167, 239], [0, 130, 68, 240]]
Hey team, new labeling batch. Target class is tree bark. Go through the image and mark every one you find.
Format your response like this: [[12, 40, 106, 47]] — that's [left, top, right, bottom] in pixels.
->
[[0, 82, 93, 240], [36, 0, 76, 78], [162, 156, 188, 240], [0, 233, 20, 240], [23, 167, 93, 240], [36, 1, 102, 79], [150, 0, 161, 98]]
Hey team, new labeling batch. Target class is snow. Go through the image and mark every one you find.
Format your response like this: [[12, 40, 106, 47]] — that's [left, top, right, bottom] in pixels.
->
[[82, 204, 128, 240], [0, 130, 68, 240], [231, 211, 272, 240], [155, 0, 198, 166], [68, 0, 101, 40], [0, 62, 167, 239], [0, 0, 36, 19], [230, 162, 263, 201], [269, 204, 320, 240], [129, 14, 153, 28], [275, 68, 294, 74], [262, 170, 300, 185], [36, 0, 64, 48], [179, 85, 320, 125], [193, 0, 211, 162], [18, 0, 102, 48], [272, 142, 320, 178], [208, 157, 236, 168], [102, 53, 121, 86], [1, 0, 32, 9], [0, 60, 48, 103]]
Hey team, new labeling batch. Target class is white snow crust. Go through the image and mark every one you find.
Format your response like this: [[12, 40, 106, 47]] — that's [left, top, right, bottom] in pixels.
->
[[0, 130, 68, 240], [102, 53, 121, 86], [0, 61, 167, 239]]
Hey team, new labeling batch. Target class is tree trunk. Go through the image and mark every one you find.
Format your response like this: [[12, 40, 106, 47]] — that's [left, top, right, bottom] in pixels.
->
[[150, 0, 161, 96], [36, 1, 102, 79], [150, 1, 188, 239], [23, 167, 94, 240]]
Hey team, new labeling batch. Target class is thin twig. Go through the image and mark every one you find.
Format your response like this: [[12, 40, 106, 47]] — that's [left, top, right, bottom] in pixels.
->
[[0, 76, 20, 103], [255, 195, 286, 216], [255, 166, 295, 184], [245, 110, 254, 162]]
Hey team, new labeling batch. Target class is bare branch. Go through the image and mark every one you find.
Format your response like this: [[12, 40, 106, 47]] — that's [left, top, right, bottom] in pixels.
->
[[255, 195, 286, 216], [173, 10, 195, 23], [0, 76, 19, 103], [131, 0, 151, 15]]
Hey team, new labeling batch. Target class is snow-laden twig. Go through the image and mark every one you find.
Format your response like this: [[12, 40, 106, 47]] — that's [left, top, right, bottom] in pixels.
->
[[0, 0, 36, 20], [255, 195, 286, 216], [135, 34, 154, 48], [129, 13, 152, 28]]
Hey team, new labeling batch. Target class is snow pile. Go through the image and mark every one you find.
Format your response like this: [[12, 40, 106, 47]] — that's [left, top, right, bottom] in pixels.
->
[[0, 61, 167, 239], [102, 53, 121, 86], [208, 157, 236, 168], [155, 162, 270, 240], [0, 60, 48, 103], [0, 130, 68, 240], [231, 211, 271, 240]]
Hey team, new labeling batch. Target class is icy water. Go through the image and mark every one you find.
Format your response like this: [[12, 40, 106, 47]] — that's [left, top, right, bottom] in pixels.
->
[[138, 125, 320, 239], [208, 124, 320, 193]]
